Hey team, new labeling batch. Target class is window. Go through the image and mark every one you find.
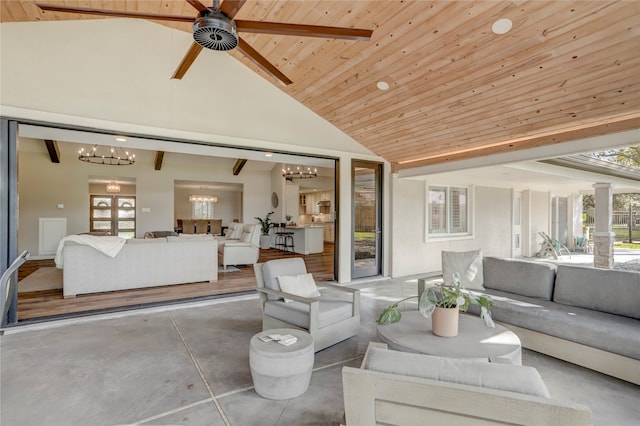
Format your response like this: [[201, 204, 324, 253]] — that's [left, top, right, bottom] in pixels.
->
[[428, 185, 470, 237], [192, 200, 214, 219]]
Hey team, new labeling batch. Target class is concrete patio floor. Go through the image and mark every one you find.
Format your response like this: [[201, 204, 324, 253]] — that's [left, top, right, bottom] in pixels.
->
[[2, 275, 639, 426]]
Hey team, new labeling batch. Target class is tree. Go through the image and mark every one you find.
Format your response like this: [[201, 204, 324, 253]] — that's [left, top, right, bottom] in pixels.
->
[[591, 146, 640, 167]]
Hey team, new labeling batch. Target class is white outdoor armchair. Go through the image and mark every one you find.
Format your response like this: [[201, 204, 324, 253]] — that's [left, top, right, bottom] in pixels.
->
[[254, 258, 360, 352]]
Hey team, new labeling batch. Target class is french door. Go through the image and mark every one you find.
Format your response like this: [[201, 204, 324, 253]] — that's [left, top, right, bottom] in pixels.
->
[[90, 195, 136, 238], [352, 160, 382, 279]]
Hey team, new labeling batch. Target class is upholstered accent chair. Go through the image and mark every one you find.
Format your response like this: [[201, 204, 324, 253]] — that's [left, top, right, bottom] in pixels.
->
[[218, 224, 261, 270], [253, 258, 360, 352]]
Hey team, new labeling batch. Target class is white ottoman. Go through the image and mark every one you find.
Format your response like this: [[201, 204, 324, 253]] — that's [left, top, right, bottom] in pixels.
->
[[249, 328, 314, 400]]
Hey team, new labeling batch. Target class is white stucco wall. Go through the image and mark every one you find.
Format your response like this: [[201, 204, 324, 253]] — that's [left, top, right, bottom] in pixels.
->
[[391, 177, 542, 277]]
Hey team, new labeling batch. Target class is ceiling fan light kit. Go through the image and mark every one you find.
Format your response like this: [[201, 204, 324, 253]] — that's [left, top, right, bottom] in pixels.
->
[[193, 9, 238, 51]]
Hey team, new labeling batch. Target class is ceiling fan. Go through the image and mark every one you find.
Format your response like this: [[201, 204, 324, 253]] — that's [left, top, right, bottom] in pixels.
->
[[35, 0, 373, 85]]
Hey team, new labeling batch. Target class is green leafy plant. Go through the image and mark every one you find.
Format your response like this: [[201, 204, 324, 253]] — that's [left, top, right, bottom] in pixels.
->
[[255, 211, 276, 236], [377, 273, 495, 328]]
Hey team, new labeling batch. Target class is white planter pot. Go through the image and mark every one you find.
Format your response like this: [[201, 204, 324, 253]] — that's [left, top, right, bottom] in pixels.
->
[[260, 235, 271, 249]]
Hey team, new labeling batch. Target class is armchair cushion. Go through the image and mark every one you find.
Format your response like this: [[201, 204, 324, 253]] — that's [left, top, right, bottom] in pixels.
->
[[277, 273, 321, 302], [264, 298, 355, 329]]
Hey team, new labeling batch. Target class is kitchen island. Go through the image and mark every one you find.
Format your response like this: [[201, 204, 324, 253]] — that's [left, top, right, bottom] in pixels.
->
[[285, 226, 324, 254]]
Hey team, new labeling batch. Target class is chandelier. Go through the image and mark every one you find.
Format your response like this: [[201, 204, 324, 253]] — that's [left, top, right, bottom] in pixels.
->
[[189, 195, 218, 203], [282, 166, 318, 181], [78, 145, 135, 165], [106, 182, 121, 193]]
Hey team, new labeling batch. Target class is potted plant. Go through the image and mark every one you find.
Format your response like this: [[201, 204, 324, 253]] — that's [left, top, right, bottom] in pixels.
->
[[255, 211, 276, 249], [377, 273, 494, 337]]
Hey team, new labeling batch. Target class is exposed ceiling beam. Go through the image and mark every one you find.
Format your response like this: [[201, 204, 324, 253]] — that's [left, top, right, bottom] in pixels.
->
[[233, 159, 248, 175], [44, 139, 60, 163], [154, 151, 164, 170]]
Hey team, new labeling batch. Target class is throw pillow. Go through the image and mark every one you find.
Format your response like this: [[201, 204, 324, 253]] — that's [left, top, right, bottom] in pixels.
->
[[241, 232, 252, 243], [441, 249, 485, 290], [277, 273, 321, 302], [225, 223, 244, 240]]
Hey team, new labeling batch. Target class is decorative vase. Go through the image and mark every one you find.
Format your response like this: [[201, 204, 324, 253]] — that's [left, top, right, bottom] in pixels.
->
[[431, 306, 459, 337]]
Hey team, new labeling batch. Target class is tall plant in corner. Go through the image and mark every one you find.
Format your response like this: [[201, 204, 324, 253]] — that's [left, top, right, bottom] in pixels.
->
[[255, 211, 276, 236]]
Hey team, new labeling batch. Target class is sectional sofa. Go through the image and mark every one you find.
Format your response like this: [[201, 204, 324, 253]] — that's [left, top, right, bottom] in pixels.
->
[[419, 256, 640, 385]]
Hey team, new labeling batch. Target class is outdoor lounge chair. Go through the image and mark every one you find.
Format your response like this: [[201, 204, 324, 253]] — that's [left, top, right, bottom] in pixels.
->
[[537, 232, 571, 259], [254, 258, 360, 352]]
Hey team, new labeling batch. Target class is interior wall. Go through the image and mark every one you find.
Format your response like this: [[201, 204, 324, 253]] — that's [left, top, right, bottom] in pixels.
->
[[17, 139, 271, 257]]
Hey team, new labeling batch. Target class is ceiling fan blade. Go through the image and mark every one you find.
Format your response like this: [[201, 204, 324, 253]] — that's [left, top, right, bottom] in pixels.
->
[[171, 42, 204, 80], [219, 0, 247, 19], [237, 38, 293, 86], [185, 0, 209, 13], [34, 2, 194, 23], [235, 21, 373, 41]]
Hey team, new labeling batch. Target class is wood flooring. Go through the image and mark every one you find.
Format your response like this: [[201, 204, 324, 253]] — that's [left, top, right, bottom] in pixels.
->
[[16, 244, 334, 322]]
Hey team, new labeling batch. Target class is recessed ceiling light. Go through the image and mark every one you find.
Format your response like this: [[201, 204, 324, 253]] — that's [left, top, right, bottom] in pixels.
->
[[492, 18, 512, 35], [376, 81, 389, 91], [115, 137, 127, 142], [265, 153, 273, 157]]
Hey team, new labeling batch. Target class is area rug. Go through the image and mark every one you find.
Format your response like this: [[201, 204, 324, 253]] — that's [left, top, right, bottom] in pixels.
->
[[220, 266, 241, 273], [18, 267, 63, 292]]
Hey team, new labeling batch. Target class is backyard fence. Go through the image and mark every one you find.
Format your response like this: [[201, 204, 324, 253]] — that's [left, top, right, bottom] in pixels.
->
[[584, 208, 640, 242]]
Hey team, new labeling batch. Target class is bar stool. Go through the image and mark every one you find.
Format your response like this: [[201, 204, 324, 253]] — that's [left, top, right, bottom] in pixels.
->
[[274, 223, 295, 253]]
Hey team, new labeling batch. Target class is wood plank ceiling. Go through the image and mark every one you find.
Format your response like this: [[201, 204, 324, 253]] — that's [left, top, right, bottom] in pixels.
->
[[2, 1, 639, 171]]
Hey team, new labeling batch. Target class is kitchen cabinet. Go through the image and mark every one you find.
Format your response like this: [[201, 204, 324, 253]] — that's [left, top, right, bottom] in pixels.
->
[[323, 223, 335, 243]]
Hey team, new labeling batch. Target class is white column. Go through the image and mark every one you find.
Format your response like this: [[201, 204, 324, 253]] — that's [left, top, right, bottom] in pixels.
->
[[593, 183, 615, 269]]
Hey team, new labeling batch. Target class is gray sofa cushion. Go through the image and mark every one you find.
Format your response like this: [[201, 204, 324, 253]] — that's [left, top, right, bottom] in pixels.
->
[[553, 265, 640, 319], [364, 347, 550, 398], [483, 257, 557, 300], [262, 258, 308, 301], [467, 289, 640, 360]]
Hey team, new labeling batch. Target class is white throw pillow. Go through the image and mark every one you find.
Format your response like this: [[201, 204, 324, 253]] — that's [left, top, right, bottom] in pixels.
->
[[226, 223, 244, 240], [277, 273, 321, 302], [441, 250, 485, 290], [241, 232, 252, 243]]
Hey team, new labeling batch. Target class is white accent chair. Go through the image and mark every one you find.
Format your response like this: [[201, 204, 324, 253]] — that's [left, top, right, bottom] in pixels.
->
[[218, 223, 261, 270], [253, 258, 360, 352], [342, 342, 591, 426]]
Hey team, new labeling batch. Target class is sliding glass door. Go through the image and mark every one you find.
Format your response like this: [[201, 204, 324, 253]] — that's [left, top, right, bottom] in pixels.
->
[[352, 160, 382, 279]]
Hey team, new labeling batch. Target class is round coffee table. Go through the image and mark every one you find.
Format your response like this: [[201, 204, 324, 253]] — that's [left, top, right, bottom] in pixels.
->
[[376, 311, 522, 365]]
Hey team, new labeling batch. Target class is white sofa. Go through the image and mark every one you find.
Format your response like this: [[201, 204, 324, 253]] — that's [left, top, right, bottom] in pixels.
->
[[62, 236, 218, 297], [342, 342, 591, 426], [217, 223, 261, 270]]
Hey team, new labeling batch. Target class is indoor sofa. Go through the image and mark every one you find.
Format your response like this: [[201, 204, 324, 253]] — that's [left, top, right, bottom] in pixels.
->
[[61, 236, 218, 297], [342, 342, 590, 426], [419, 255, 640, 385]]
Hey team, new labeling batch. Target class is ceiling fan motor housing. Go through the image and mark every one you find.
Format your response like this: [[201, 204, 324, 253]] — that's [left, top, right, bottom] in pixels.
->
[[193, 9, 238, 51]]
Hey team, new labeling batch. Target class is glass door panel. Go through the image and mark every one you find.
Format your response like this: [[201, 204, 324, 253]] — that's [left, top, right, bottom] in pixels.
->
[[352, 161, 382, 278], [91, 195, 136, 237]]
